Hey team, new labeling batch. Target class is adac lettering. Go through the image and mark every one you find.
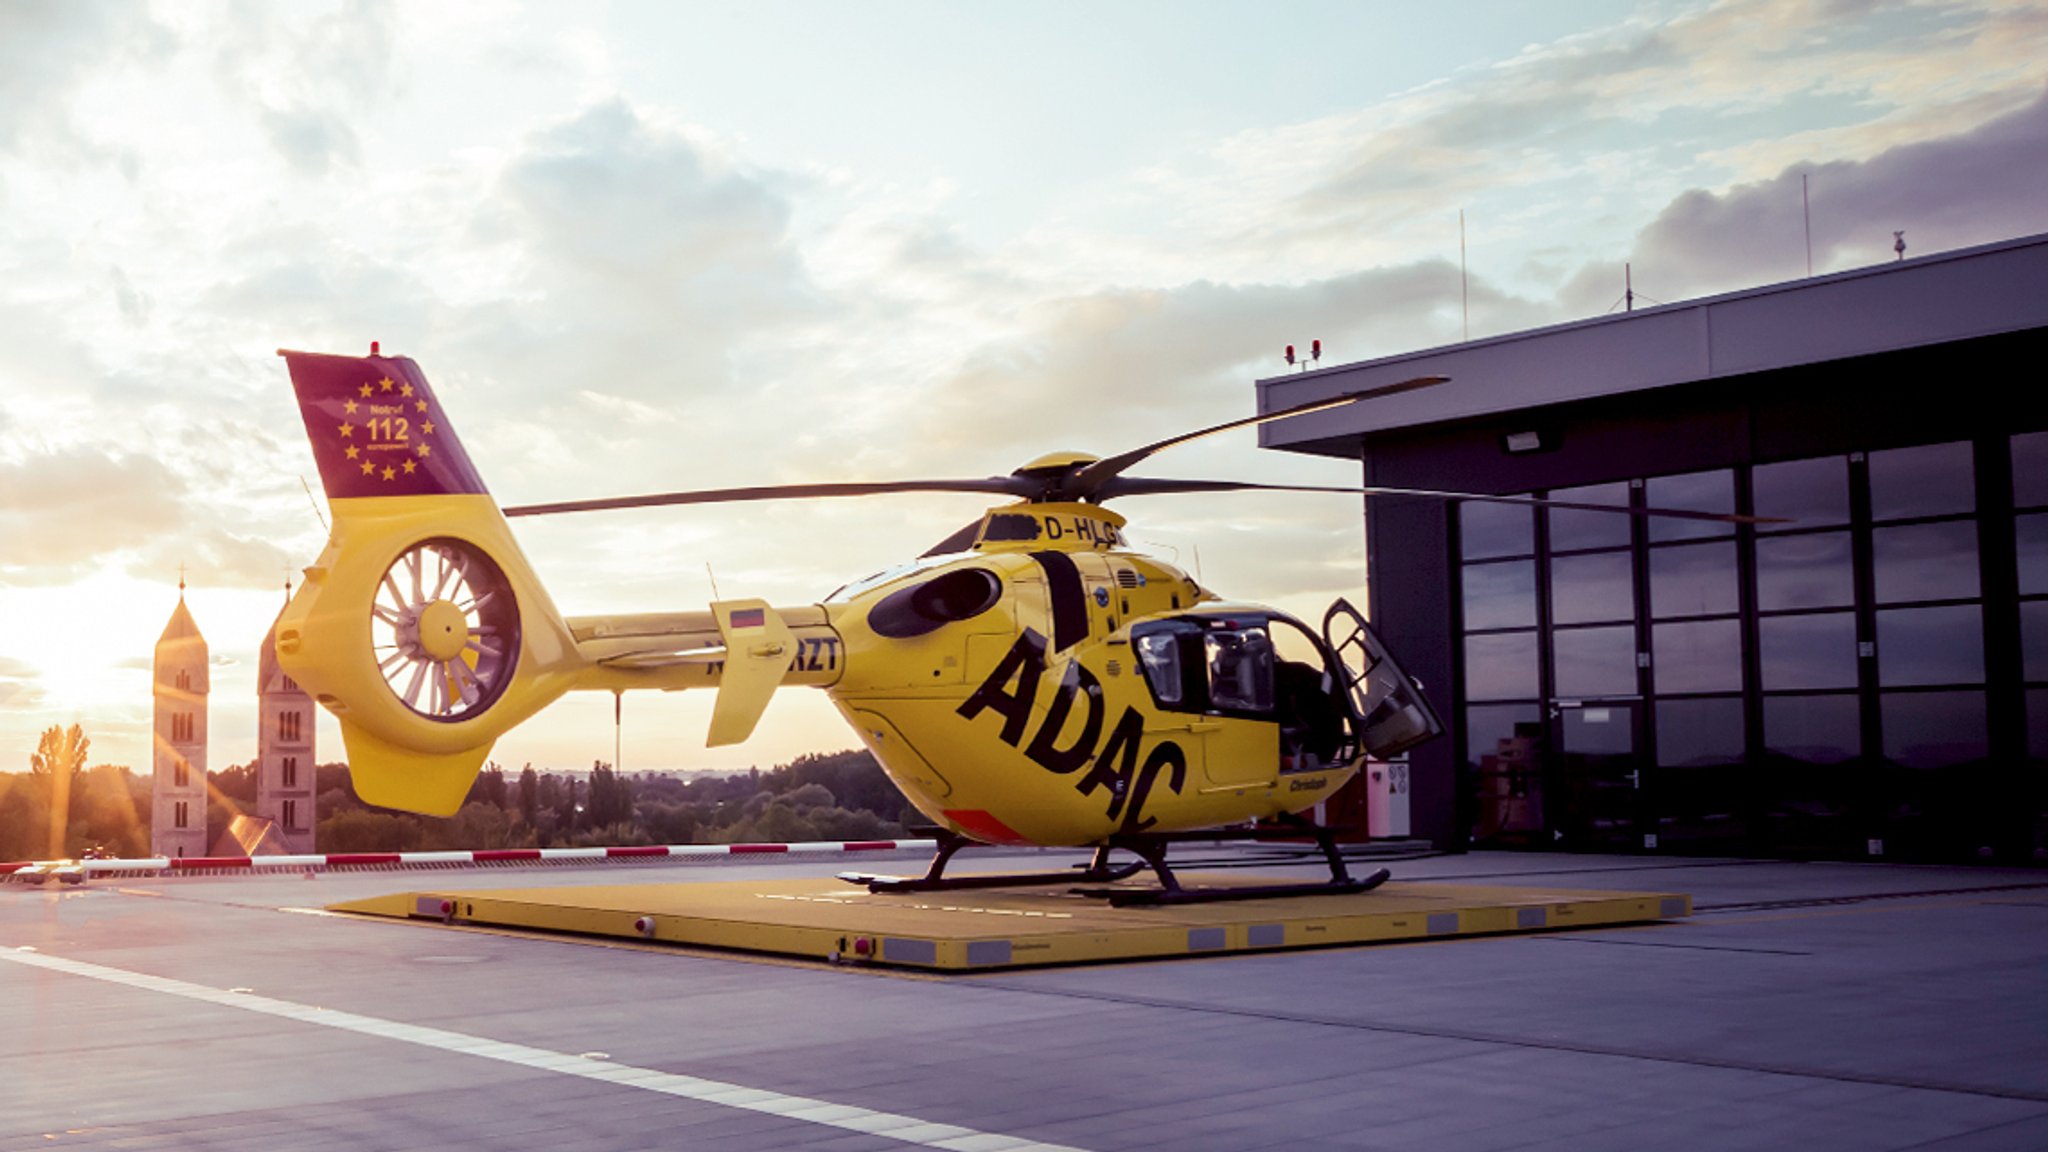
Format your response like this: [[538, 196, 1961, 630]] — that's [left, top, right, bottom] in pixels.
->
[[956, 629, 1185, 830]]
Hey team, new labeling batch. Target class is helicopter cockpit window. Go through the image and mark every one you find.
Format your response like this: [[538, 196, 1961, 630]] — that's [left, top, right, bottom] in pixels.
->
[[1135, 631, 1185, 705], [825, 553, 964, 603], [1205, 628, 1275, 712]]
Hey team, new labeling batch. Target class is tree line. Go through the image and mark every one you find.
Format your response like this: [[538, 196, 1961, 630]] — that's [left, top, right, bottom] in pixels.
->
[[4, 723, 914, 860]]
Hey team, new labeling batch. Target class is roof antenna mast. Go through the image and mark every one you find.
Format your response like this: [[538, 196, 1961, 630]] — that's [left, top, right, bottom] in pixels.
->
[[1803, 173, 1813, 277], [1460, 209, 1470, 342]]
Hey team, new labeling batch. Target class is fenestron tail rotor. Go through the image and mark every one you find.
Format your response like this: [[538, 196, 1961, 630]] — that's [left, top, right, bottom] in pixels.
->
[[370, 539, 523, 721]]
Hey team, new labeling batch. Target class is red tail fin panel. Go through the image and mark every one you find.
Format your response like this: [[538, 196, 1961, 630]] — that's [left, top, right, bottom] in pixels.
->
[[280, 350, 489, 500]]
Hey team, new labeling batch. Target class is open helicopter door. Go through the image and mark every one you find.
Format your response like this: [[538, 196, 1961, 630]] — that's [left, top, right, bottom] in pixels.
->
[[1322, 599, 1443, 760]]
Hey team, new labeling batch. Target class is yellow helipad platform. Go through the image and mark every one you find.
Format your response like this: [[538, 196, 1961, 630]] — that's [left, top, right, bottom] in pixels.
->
[[333, 874, 1691, 971]]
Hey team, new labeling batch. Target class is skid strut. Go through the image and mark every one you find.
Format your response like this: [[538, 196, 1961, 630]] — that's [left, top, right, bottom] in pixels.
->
[[840, 833, 1144, 894], [840, 817, 1389, 907]]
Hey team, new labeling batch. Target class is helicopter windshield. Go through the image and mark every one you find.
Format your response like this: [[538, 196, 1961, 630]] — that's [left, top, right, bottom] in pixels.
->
[[1134, 630, 1186, 705]]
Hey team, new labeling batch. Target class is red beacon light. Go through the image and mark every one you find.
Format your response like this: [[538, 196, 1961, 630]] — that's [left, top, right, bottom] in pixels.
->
[[1311, 339, 1321, 362], [1284, 344, 1296, 365]]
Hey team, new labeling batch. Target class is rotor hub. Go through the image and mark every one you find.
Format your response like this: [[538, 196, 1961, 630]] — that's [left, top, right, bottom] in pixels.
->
[[411, 599, 471, 662]]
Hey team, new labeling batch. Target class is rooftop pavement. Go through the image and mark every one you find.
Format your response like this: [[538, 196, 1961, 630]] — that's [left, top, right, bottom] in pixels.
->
[[3, 849, 2044, 1151]]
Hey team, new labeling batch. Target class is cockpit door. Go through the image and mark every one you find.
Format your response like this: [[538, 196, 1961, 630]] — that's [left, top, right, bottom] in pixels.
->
[[1322, 598, 1444, 759]]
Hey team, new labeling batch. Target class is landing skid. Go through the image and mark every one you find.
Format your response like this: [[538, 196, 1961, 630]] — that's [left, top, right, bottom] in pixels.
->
[[840, 817, 1390, 908]]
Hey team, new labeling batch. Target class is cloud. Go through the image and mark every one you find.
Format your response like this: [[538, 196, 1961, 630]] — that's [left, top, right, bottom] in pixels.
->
[[462, 100, 819, 400], [0, 448, 187, 576], [0, 656, 35, 707], [918, 261, 1547, 460], [210, 0, 398, 176], [130, 527, 301, 593], [1571, 85, 2048, 309], [260, 103, 361, 176], [0, 441, 303, 591], [0, 1, 149, 154], [204, 237, 441, 353], [1101, 0, 2048, 300]]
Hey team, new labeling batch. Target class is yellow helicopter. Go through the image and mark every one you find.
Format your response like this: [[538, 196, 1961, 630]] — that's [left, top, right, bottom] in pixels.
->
[[274, 348, 1750, 905]]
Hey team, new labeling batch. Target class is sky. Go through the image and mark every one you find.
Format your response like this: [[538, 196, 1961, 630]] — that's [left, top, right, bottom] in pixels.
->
[[2, 0, 2045, 779]]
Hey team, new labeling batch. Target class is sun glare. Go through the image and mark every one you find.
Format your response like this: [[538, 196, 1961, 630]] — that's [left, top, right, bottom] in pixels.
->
[[1, 572, 169, 716]]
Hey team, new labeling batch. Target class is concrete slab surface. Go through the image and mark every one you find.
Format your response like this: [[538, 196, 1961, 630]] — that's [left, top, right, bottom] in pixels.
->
[[4, 849, 2046, 1150]]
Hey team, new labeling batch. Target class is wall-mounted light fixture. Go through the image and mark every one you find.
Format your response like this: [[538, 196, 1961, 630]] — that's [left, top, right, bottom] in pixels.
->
[[1501, 430, 1546, 454]]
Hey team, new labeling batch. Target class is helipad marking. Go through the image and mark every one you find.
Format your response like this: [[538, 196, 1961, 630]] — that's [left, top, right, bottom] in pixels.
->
[[0, 945, 1089, 1152]]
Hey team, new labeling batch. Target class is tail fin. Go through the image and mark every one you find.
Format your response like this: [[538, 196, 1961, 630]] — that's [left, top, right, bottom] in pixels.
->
[[274, 349, 582, 816], [288, 349, 491, 502]]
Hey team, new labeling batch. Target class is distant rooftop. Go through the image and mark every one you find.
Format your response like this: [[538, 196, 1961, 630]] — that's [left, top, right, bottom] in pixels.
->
[[1257, 231, 2048, 459]]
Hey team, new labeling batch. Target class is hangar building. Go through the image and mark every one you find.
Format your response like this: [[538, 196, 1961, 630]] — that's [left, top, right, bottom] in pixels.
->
[[1258, 231, 2048, 864]]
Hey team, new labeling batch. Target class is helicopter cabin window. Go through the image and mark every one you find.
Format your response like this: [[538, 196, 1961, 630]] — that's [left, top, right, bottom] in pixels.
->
[[1139, 614, 1355, 769], [1133, 616, 1331, 722], [1206, 629, 1275, 711]]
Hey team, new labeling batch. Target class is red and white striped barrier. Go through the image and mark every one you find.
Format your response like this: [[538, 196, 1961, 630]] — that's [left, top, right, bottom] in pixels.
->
[[1, 839, 937, 880]]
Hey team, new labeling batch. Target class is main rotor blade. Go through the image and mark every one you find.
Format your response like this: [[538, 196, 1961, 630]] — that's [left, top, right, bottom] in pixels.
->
[[920, 519, 986, 557], [1062, 374, 1448, 499], [503, 477, 1032, 518], [1098, 477, 1785, 524]]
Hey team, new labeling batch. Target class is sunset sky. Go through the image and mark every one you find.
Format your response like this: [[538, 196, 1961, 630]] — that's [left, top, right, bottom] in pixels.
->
[[3, 0, 2045, 778]]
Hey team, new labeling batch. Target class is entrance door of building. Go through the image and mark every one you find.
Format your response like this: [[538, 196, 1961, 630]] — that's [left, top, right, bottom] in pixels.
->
[[1547, 700, 1648, 850]]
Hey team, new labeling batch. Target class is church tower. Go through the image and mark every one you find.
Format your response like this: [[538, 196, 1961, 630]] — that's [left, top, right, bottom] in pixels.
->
[[255, 591, 317, 852], [152, 582, 209, 859]]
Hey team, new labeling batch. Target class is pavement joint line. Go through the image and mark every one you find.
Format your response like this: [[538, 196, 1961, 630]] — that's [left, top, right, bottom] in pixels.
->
[[1408, 859, 1785, 883], [1527, 936, 1812, 956], [1887, 1109, 2048, 1152], [1694, 880, 2048, 913], [960, 980, 2048, 1105], [0, 945, 1094, 1152]]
